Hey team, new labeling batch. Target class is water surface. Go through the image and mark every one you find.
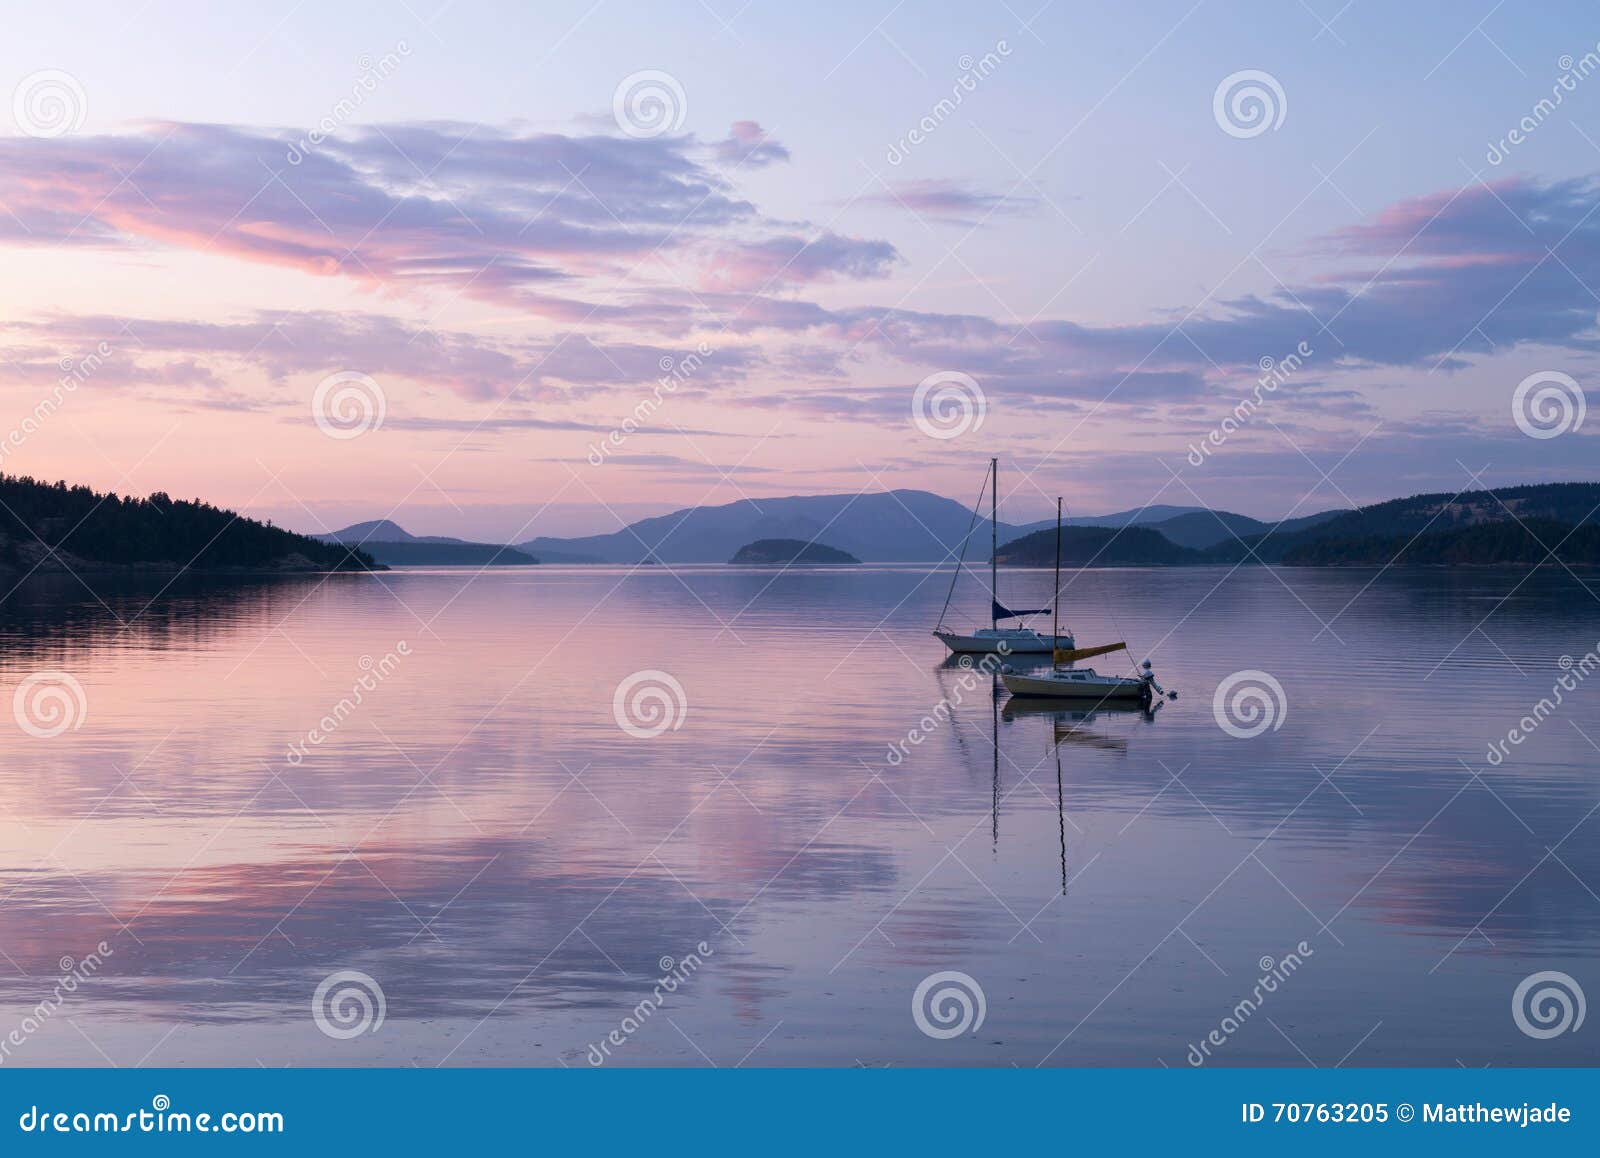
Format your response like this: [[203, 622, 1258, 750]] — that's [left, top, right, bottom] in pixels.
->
[[1, 564, 1597, 1066]]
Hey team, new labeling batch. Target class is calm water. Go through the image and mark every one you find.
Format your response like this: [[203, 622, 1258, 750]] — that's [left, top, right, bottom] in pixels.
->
[[1, 564, 1597, 1067]]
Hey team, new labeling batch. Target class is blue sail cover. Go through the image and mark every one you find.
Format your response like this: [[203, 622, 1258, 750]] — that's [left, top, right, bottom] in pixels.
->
[[993, 600, 1051, 621]]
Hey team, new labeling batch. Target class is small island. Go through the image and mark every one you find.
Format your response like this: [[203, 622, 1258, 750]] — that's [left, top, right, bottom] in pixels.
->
[[729, 538, 860, 565]]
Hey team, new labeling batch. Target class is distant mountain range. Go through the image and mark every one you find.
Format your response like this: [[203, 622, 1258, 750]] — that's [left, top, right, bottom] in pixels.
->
[[316, 493, 1236, 566], [1139, 508, 1342, 549], [506, 491, 1321, 564], [518, 490, 1010, 564], [999, 483, 1600, 567], [315, 519, 538, 566], [317, 481, 1600, 569]]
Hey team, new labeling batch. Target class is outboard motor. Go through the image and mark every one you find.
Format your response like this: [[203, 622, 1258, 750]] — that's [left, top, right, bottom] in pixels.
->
[[1140, 659, 1178, 701]]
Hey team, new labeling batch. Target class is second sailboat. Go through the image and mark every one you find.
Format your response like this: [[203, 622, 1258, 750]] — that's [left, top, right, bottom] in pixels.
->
[[933, 458, 1075, 655]]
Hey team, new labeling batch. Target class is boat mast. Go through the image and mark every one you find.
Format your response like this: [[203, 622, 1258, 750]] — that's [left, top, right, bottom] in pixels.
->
[[935, 467, 990, 634], [1052, 497, 1062, 669], [990, 457, 998, 631]]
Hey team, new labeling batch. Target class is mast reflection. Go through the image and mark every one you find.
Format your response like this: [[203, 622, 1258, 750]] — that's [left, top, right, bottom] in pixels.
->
[[1001, 699, 1162, 893]]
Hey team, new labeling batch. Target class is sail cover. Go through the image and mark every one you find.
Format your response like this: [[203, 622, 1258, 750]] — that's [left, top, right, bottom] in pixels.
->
[[993, 600, 1051, 621], [1053, 641, 1127, 663]]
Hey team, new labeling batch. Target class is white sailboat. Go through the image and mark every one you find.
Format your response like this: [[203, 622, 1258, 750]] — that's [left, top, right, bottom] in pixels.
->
[[1002, 663, 1153, 702], [1000, 498, 1176, 705], [933, 458, 1074, 655]]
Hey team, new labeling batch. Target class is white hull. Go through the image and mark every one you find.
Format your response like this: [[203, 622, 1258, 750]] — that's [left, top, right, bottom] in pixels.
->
[[934, 628, 1075, 654], [1001, 667, 1150, 701]]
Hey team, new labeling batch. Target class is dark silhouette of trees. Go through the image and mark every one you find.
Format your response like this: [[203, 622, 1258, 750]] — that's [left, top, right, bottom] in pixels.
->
[[1282, 518, 1600, 566], [0, 474, 378, 572], [995, 525, 1199, 566]]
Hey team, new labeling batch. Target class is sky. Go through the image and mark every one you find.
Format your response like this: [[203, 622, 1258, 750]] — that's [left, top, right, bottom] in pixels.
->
[[1, 0, 1598, 540]]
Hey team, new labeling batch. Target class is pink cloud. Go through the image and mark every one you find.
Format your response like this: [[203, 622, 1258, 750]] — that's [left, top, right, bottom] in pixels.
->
[[0, 122, 900, 317], [0, 312, 759, 402], [712, 121, 790, 168], [7, 122, 1600, 436]]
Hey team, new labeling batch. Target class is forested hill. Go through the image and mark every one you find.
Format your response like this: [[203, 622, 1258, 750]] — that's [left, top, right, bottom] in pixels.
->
[[1279, 518, 1600, 566], [0, 475, 379, 573], [1206, 483, 1600, 564], [994, 524, 1197, 566], [991, 482, 1600, 568]]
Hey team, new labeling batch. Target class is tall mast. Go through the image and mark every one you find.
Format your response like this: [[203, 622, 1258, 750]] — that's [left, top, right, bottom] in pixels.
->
[[1052, 497, 1062, 669], [990, 457, 998, 631]]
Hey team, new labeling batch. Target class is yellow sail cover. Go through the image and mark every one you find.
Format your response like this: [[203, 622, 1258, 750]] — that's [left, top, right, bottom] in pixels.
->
[[1053, 641, 1127, 664]]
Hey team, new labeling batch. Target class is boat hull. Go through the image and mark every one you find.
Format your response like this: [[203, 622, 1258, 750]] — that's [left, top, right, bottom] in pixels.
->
[[1001, 670, 1151, 702], [934, 629, 1074, 654]]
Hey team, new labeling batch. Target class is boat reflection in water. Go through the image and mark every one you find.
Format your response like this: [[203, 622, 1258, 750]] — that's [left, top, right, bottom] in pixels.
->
[[937, 651, 1164, 893], [1000, 697, 1163, 745], [1013, 699, 1159, 895], [937, 649, 1156, 894]]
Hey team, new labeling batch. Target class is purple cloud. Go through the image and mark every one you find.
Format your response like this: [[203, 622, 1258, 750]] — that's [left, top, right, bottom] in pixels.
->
[[688, 173, 1600, 414], [0, 121, 887, 308], [706, 232, 900, 290], [859, 178, 1037, 224], [713, 121, 790, 168], [5, 120, 1600, 444], [0, 311, 759, 402]]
